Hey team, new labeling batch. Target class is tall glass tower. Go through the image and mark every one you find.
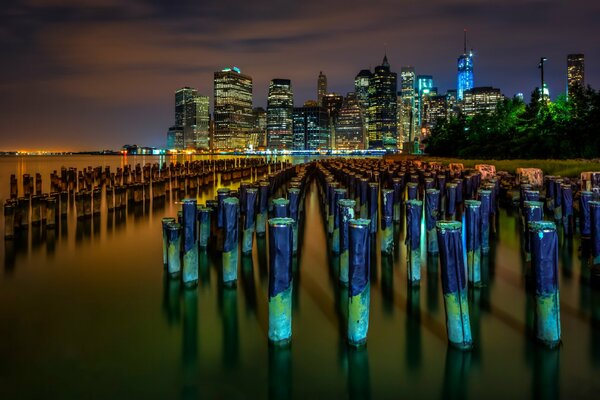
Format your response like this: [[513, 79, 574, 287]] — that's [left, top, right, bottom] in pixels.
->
[[367, 54, 397, 150], [457, 30, 474, 101], [267, 79, 294, 149]]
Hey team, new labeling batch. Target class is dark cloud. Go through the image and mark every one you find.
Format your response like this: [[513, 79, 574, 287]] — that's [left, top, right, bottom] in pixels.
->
[[0, 0, 599, 150]]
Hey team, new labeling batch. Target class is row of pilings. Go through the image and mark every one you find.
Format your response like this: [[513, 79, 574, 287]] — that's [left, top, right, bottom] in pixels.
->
[[162, 161, 312, 345], [3, 158, 288, 239]]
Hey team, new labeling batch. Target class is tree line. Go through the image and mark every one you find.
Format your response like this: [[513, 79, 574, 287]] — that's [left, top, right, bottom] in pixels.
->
[[424, 85, 600, 159]]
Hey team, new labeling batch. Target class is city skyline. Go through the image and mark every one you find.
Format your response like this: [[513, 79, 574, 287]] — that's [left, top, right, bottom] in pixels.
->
[[1, 0, 598, 150]]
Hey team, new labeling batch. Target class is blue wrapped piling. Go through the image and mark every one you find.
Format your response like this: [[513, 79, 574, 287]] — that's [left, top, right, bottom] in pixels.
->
[[242, 188, 258, 254], [407, 182, 418, 201], [288, 188, 301, 255], [523, 201, 544, 261], [478, 189, 492, 255], [425, 189, 440, 254], [217, 188, 231, 229], [268, 217, 294, 344], [437, 220, 472, 350], [348, 218, 371, 347], [553, 180, 563, 222], [392, 178, 402, 223], [333, 188, 347, 254], [529, 221, 561, 348], [327, 182, 339, 234], [406, 200, 423, 285], [222, 197, 239, 286], [381, 189, 394, 254], [580, 191, 593, 239], [454, 179, 463, 205], [545, 177, 555, 213], [272, 198, 289, 218], [182, 198, 198, 287], [359, 178, 369, 219], [561, 184, 573, 236], [464, 200, 482, 287], [197, 206, 211, 249], [257, 182, 269, 236], [446, 183, 457, 219], [162, 217, 177, 267], [166, 223, 182, 277], [339, 199, 356, 286], [368, 183, 379, 235], [590, 201, 600, 265]]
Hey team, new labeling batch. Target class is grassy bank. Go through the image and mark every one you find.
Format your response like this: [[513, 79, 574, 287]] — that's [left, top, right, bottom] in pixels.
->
[[385, 155, 600, 178]]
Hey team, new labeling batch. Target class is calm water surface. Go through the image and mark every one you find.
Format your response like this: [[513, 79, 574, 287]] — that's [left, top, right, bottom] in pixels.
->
[[1, 155, 599, 399]]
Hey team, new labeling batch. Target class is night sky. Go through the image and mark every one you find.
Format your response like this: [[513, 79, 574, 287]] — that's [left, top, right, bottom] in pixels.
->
[[1, 0, 598, 151]]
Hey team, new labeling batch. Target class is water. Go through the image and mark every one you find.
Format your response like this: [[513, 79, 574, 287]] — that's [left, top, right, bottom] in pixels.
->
[[1, 155, 600, 399]]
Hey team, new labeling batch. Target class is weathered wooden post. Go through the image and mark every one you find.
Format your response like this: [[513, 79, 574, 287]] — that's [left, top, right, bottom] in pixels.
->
[[464, 200, 481, 286], [4, 201, 15, 239], [560, 184, 573, 236], [590, 201, 600, 265], [257, 182, 269, 236], [580, 191, 593, 239], [166, 223, 182, 277], [392, 178, 402, 223], [478, 189, 491, 255], [348, 218, 371, 346], [406, 199, 423, 286], [288, 188, 301, 255], [162, 217, 176, 267], [339, 199, 356, 286], [242, 188, 258, 254], [381, 189, 394, 254], [425, 189, 440, 254], [446, 183, 457, 220], [182, 198, 198, 287], [367, 183, 379, 235], [437, 220, 472, 350], [222, 197, 239, 286], [333, 188, 347, 254], [197, 206, 211, 249], [268, 217, 294, 345], [529, 221, 561, 348], [407, 182, 418, 201], [523, 201, 544, 261]]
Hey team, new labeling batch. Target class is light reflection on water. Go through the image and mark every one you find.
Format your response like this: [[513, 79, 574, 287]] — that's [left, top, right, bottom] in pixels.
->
[[0, 155, 600, 398]]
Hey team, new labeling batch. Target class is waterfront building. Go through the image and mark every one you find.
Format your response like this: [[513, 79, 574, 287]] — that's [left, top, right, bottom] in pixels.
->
[[318, 71, 327, 106], [567, 53, 585, 97], [367, 55, 398, 149], [322, 93, 344, 149], [213, 67, 253, 150], [462, 86, 503, 117], [457, 30, 474, 100], [292, 106, 329, 150], [250, 107, 267, 149], [267, 79, 294, 149], [423, 94, 447, 134], [166, 126, 184, 150], [354, 69, 371, 129], [335, 92, 364, 150], [173, 87, 210, 150], [399, 67, 416, 145], [415, 75, 434, 129]]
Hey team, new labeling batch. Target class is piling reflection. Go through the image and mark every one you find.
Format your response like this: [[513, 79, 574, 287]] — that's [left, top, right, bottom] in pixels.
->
[[591, 288, 600, 366], [181, 288, 198, 400], [241, 254, 257, 314], [532, 345, 559, 400], [442, 346, 471, 400], [381, 254, 394, 314], [468, 287, 482, 365], [162, 275, 181, 326], [347, 346, 371, 400], [257, 236, 268, 282], [219, 285, 239, 367], [268, 344, 292, 400], [426, 254, 439, 314], [406, 287, 422, 368]]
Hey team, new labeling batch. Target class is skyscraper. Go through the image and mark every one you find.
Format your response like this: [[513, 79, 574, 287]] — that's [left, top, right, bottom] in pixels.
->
[[399, 67, 416, 145], [213, 67, 253, 150], [267, 79, 294, 149], [172, 87, 209, 150], [415, 75, 434, 130], [354, 69, 371, 125], [322, 93, 344, 149], [250, 107, 267, 149], [292, 106, 328, 150], [367, 55, 398, 149], [335, 92, 364, 150], [457, 30, 474, 100], [318, 71, 327, 106], [567, 53, 585, 97], [462, 87, 503, 117]]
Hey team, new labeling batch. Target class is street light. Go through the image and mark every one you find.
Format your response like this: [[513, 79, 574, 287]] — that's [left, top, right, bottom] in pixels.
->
[[538, 57, 548, 101]]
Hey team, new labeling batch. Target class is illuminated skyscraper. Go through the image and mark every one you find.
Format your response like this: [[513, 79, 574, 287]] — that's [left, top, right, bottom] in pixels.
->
[[167, 126, 184, 150], [213, 67, 253, 150], [462, 87, 503, 117], [267, 79, 294, 149], [172, 87, 209, 150], [367, 54, 398, 149], [250, 107, 267, 149], [399, 67, 416, 145], [292, 106, 328, 150], [457, 30, 474, 100], [318, 71, 327, 106], [415, 75, 434, 129], [354, 69, 371, 126], [567, 53, 585, 97], [322, 93, 344, 149], [335, 92, 364, 150]]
